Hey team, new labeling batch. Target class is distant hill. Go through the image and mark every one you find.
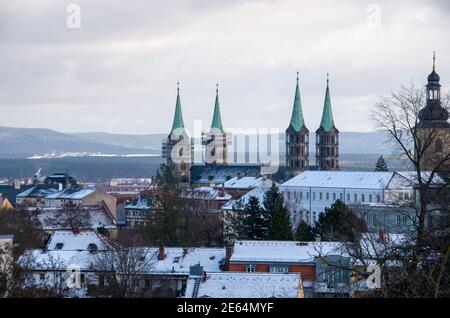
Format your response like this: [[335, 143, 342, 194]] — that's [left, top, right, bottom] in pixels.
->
[[0, 126, 394, 159], [0, 126, 154, 158]]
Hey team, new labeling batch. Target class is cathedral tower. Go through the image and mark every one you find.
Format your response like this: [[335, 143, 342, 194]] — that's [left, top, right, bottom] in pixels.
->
[[316, 74, 339, 170], [286, 72, 309, 177], [416, 53, 450, 171], [161, 83, 193, 183], [202, 84, 231, 165]]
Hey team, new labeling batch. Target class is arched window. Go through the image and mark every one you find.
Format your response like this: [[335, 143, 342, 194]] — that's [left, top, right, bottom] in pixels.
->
[[435, 138, 443, 153]]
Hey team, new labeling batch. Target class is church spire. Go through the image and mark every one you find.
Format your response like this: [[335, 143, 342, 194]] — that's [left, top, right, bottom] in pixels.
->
[[170, 82, 185, 134], [211, 83, 224, 133], [319, 73, 335, 132], [289, 71, 306, 132]]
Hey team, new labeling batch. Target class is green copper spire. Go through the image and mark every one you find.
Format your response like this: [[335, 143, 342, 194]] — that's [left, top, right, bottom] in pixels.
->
[[170, 82, 185, 134], [210, 83, 224, 133], [289, 72, 305, 132], [319, 73, 335, 132]]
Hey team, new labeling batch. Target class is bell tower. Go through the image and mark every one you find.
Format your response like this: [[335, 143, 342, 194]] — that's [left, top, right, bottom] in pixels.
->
[[285, 72, 309, 177], [416, 52, 450, 171], [316, 74, 339, 170]]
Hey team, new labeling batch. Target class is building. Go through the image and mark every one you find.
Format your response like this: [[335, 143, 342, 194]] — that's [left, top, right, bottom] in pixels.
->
[[185, 270, 303, 298], [190, 164, 261, 186], [0, 184, 34, 208], [161, 83, 193, 183], [44, 188, 117, 220], [43, 172, 78, 189], [219, 176, 273, 198], [286, 72, 309, 177], [21, 231, 226, 298], [416, 53, 450, 171], [316, 74, 339, 170], [280, 171, 417, 228], [0, 194, 13, 210], [227, 240, 351, 298], [202, 84, 231, 166], [124, 197, 152, 229], [182, 187, 232, 213], [15, 184, 60, 207]]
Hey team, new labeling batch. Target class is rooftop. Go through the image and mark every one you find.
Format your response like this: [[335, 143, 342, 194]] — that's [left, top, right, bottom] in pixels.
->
[[230, 240, 347, 263], [185, 272, 302, 298], [45, 188, 96, 200], [222, 176, 273, 189], [46, 230, 109, 251], [282, 171, 397, 189], [222, 186, 270, 211]]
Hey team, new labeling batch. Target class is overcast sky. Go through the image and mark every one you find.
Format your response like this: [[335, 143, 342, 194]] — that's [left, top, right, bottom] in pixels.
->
[[0, 0, 449, 134]]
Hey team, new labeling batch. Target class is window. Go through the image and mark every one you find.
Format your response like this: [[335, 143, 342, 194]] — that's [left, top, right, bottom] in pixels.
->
[[246, 265, 256, 272], [326, 193, 329, 200], [347, 193, 350, 202], [361, 194, 365, 202], [369, 194, 373, 202], [377, 194, 381, 203], [313, 192, 316, 200], [313, 212, 316, 222], [339, 193, 343, 201], [80, 274, 85, 283], [333, 193, 336, 201], [319, 192, 323, 200], [99, 275, 105, 287], [354, 194, 357, 202], [55, 243, 64, 250], [306, 192, 309, 199], [270, 266, 289, 273], [39, 273, 45, 281]]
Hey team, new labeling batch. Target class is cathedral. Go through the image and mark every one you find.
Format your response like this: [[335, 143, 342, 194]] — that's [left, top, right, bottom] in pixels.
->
[[162, 55, 449, 184]]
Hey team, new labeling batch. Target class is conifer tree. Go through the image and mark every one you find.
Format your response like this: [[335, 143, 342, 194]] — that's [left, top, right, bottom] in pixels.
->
[[375, 155, 388, 171], [294, 220, 314, 241], [267, 203, 293, 240], [243, 196, 265, 240]]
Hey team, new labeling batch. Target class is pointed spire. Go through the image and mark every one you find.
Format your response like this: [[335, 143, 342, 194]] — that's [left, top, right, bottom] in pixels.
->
[[319, 73, 335, 132], [211, 83, 224, 133], [433, 51, 436, 71], [170, 82, 185, 134], [288, 72, 305, 132]]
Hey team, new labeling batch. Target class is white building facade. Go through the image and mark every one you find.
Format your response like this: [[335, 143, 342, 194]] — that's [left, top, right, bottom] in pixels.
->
[[280, 171, 416, 229]]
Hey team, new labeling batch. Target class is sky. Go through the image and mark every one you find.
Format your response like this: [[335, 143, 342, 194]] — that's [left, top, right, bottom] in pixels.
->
[[0, 0, 449, 134]]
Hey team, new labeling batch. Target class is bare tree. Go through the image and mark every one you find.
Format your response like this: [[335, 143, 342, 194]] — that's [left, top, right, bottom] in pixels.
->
[[48, 201, 91, 231], [93, 240, 157, 298]]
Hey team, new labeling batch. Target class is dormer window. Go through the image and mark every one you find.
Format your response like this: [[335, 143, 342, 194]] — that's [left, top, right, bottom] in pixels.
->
[[88, 244, 98, 253], [55, 243, 64, 250]]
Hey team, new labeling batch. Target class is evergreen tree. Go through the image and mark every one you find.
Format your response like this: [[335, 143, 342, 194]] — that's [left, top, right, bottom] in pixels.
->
[[313, 200, 367, 242], [148, 164, 187, 245], [375, 155, 388, 171], [262, 182, 284, 230], [268, 203, 293, 240], [294, 220, 314, 241], [243, 196, 265, 240]]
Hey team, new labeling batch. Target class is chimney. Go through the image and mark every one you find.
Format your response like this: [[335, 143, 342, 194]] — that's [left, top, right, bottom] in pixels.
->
[[225, 242, 234, 271], [378, 229, 385, 243], [158, 244, 165, 260], [58, 183, 63, 191], [73, 228, 80, 235]]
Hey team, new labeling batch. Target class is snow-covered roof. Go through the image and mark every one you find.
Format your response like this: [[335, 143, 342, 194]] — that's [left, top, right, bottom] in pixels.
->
[[36, 207, 117, 230], [46, 231, 109, 251], [27, 250, 96, 271], [182, 187, 232, 201], [282, 171, 397, 189], [221, 187, 269, 211], [45, 188, 96, 200], [222, 177, 274, 189], [147, 247, 225, 275], [25, 247, 225, 275], [230, 240, 348, 263], [16, 185, 59, 198], [125, 197, 151, 209], [191, 165, 261, 184], [185, 272, 302, 298], [395, 171, 446, 186]]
